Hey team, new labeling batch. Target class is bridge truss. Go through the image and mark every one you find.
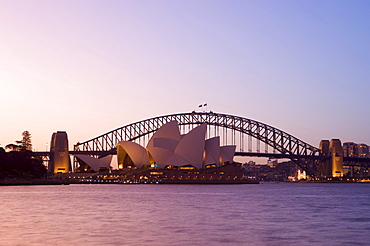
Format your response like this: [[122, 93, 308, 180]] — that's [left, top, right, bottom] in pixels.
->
[[74, 112, 321, 176]]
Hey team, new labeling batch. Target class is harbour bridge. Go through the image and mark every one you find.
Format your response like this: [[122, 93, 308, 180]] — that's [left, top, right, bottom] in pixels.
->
[[38, 111, 370, 178]]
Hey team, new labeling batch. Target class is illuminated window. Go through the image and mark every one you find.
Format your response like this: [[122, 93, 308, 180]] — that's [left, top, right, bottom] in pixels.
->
[[150, 172, 164, 175]]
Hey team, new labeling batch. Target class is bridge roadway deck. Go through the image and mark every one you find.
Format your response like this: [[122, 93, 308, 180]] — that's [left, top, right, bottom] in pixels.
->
[[33, 151, 370, 165], [35, 150, 320, 159], [34, 150, 370, 165]]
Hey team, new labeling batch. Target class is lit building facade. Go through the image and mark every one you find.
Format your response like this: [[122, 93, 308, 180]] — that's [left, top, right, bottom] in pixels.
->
[[49, 131, 71, 173], [330, 139, 343, 177], [357, 144, 369, 158], [343, 142, 357, 157], [343, 142, 368, 158], [319, 139, 344, 178]]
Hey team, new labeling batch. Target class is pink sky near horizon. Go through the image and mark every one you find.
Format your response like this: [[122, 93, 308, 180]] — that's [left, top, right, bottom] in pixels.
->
[[1, 0, 370, 161]]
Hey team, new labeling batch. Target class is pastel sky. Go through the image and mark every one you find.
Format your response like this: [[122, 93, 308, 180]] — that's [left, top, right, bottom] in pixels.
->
[[1, 0, 370, 153]]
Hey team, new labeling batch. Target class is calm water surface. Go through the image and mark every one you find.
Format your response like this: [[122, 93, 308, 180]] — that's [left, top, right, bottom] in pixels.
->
[[0, 183, 369, 245]]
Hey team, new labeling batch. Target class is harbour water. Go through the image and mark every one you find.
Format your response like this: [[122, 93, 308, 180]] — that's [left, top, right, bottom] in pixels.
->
[[1, 183, 369, 245]]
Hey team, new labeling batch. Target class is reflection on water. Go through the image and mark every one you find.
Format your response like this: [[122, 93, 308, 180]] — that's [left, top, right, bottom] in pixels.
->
[[0, 183, 370, 245]]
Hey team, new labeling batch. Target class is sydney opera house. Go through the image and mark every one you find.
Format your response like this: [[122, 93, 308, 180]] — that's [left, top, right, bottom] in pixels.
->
[[73, 121, 249, 183], [76, 121, 236, 171], [117, 121, 235, 169]]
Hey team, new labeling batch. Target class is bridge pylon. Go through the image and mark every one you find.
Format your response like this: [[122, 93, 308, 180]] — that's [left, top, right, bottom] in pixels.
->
[[49, 131, 71, 174], [317, 139, 344, 178]]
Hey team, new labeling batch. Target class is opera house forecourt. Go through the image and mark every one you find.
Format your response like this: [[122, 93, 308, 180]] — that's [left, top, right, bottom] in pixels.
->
[[73, 121, 257, 184]]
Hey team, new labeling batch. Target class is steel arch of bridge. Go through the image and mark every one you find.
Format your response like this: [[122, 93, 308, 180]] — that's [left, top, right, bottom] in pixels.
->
[[75, 112, 320, 174]]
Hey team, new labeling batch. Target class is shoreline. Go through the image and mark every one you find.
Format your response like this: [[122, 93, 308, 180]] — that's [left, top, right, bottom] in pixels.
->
[[0, 179, 70, 186]]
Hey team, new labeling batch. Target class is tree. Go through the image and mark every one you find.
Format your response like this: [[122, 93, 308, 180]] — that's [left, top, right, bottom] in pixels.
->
[[15, 131, 32, 151], [3, 150, 46, 179], [0, 131, 46, 179], [5, 144, 21, 152]]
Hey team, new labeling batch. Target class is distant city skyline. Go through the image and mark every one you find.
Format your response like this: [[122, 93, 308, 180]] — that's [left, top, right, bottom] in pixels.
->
[[1, 0, 370, 152]]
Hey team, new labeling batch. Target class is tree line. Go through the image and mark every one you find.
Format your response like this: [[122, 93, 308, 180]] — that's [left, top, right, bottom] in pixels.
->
[[0, 131, 47, 179]]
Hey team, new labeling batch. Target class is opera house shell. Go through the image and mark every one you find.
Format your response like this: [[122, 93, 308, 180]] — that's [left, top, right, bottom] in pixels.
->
[[75, 154, 112, 172], [76, 121, 236, 171]]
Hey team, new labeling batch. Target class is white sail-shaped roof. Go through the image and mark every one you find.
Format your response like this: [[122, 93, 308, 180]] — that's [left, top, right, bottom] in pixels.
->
[[166, 153, 190, 166], [204, 137, 221, 166], [146, 121, 181, 168], [147, 121, 181, 141], [117, 141, 150, 168], [99, 155, 113, 167], [109, 155, 119, 170], [173, 124, 207, 169], [220, 145, 236, 163], [109, 121, 236, 170], [75, 154, 112, 172]]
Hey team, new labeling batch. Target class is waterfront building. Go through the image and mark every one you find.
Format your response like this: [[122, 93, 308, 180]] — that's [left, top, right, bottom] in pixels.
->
[[343, 142, 368, 158], [267, 159, 278, 168], [357, 144, 369, 158], [297, 169, 307, 180], [343, 142, 357, 157]]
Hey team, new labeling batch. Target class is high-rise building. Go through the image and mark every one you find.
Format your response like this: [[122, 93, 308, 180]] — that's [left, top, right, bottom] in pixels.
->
[[343, 142, 357, 157], [357, 144, 369, 158]]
